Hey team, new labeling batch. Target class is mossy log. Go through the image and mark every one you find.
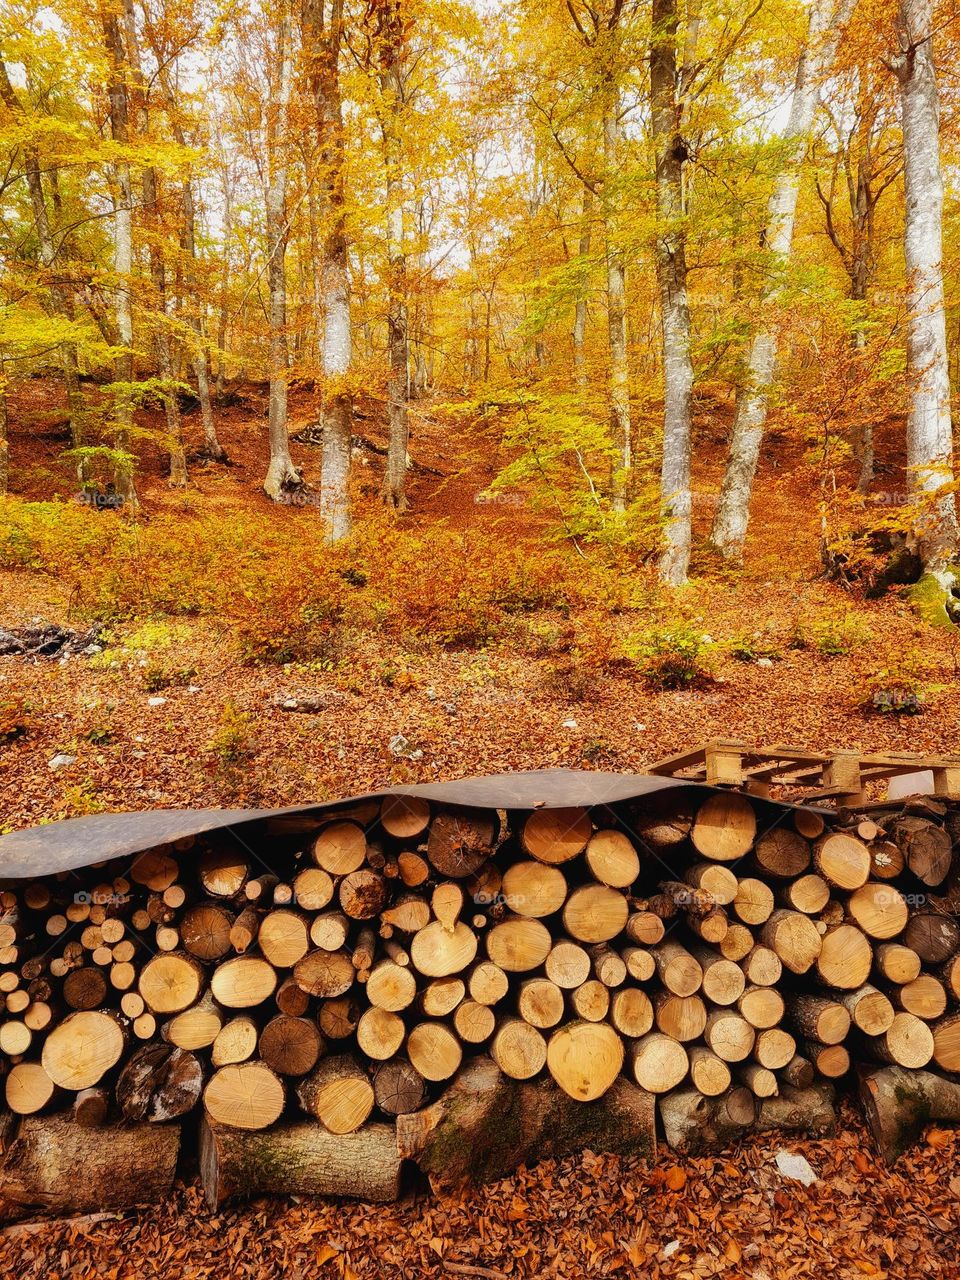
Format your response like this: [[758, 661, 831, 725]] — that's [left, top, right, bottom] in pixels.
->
[[396, 1054, 654, 1186], [199, 1117, 402, 1208], [0, 1115, 179, 1223], [859, 1065, 960, 1164]]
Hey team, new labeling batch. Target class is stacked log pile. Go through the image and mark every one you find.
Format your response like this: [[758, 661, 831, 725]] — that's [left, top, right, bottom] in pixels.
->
[[1, 785, 960, 1213]]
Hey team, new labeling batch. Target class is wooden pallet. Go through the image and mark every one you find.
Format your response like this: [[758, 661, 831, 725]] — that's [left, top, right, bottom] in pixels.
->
[[647, 738, 960, 807]]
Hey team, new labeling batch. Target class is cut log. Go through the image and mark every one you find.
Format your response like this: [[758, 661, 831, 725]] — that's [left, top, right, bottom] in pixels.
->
[[609, 987, 654, 1038], [339, 870, 389, 921], [318, 996, 362, 1040], [419, 977, 466, 1017], [892, 817, 952, 887], [624, 911, 666, 946], [632, 793, 694, 849], [630, 1032, 688, 1093], [257, 910, 310, 968], [211, 955, 279, 1007], [932, 1012, 960, 1072], [229, 907, 259, 954], [903, 912, 960, 965], [651, 942, 702, 997], [427, 807, 497, 878], [546, 1019, 623, 1099], [654, 992, 707, 1042], [162, 995, 223, 1050], [738, 1063, 777, 1097], [585, 830, 640, 888], [259, 1014, 322, 1076], [754, 829, 810, 879], [790, 995, 851, 1045], [453, 1000, 496, 1043], [815, 924, 872, 989], [846, 883, 909, 940], [71, 1087, 109, 1128], [117, 1043, 203, 1121], [703, 1009, 754, 1063], [814, 833, 870, 890], [200, 1116, 400, 1208], [180, 904, 233, 961], [860, 1065, 960, 1163], [275, 975, 311, 1017], [411, 921, 478, 976], [198, 847, 247, 898], [373, 1058, 426, 1115], [292, 950, 353, 999], [942, 953, 960, 1001], [297, 1055, 374, 1132], [753, 1027, 796, 1070], [397, 1055, 654, 1185], [688, 1047, 732, 1097], [63, 966, 108, 1012], [733, 878, 774, 926], [761, 910, 821, 975], [659, 1086, 756, 1153], [685, 861, 738, 905], [521, 807, 591, 864], [204, 1062, 285, 1130], [517, 978, 564, 1029], [895, 974, 947, 1021], [0, 1116, 179, 1223], [738, 986, 785, 1029], [407, 1022, 463, 1081], [212, 1016, 258, 1067], [485, 917, 551, 972], [570, 979, 609, 1021], [876, 943, 922, 985], [801, 1040, 848, 1078], [719, 924, 754, 962], [42, 1011, 125, 1089], [690, 793, 756, 862], [781, 874, 830, 915], [380, 794, 430, 839], [491, 1018, 547, 1080], [740, 944, 781, 988], [754, 1082, 836, 1137], [562, 885, 628, 944], [366, 960, 416, 1012], [311, 821, 367, 875], [292, 867, 334, 912], [781, 1054, 815, 1089], [839, 984, 895, 1035], [356, 1007, 405, 1060], [5, 1063, 56, 1115], [590, 943, 627, 987], [468, 961, 510, 1005], [866, 1011, 934, 1067], [869, 839, 905, 880], [500, 861, 567, 918], [132, 849, 179, 892], [621, 946, 656, 982], [138, 953, 204, 1014]]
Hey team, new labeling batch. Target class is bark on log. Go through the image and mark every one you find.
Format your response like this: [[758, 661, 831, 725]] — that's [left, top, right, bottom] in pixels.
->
[[860, 1065, 960, 1163], [0, 1116, 179, 1223], [200, 1116, 401, 1208], [659, 1086, 756, 1153]]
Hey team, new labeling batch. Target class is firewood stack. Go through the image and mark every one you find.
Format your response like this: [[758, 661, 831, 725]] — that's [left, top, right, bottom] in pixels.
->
[[1, 783, 960, 1209]]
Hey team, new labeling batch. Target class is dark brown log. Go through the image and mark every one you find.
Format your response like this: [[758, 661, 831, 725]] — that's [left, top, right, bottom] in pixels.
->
[[340, 870, 389, 920], [71, 1087, 110, 1128], [180, 904, 233, 961], [0, 1117, 180, 1223], [117, 1043, 203, 1122], [904, 912, 960, 965], [63, 967, 108, 1012], [428, 807, 497, 878], [754, 829, 810, 879], [259, 1014, 323, 1076], [396, 1055, 654, 1186], [892, 817, 952, 887], [200, 1116, 401, 1208], [373, 1058, 427, 1115]]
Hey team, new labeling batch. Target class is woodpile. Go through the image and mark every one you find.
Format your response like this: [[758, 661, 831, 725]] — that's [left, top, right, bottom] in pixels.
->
[[1, 782, 960, 1214]]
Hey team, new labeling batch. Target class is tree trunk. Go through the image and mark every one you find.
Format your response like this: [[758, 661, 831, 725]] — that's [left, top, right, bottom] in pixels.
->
[[893, 0, 958, 573], [100, 10, 139, 509], [710, 0, 853, 557], [573, 189, 592, 393], [860, 1065, 960, 1163], [263, 3, 301, 501], [603, 102, 631, 512], [378, 2, 411, 513], [303, 0, 353, 540], [651, 0, 694, 585]]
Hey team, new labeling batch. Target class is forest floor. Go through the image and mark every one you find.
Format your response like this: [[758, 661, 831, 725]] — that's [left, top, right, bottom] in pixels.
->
[[1, 383, 959, 1275]]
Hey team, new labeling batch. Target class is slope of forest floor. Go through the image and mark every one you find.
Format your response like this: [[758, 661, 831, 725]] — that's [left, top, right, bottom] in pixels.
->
[[0, 384, 958, 1273]]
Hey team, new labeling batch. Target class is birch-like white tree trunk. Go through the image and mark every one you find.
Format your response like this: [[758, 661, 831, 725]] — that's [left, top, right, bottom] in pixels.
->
[[710, 0, 854, 558], [651, 0, 694, 585], [303, 0, 353, 540], [263, 2, 301, 500], [603, 102, 631, 513], [893, 0, 958, 572]]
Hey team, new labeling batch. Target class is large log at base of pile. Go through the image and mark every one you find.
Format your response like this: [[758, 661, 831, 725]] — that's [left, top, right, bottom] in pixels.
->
[[199, 1117, 402, 1208], [659, 1082, 836, 1154], [859, 1066, 960, 1165], [0, 1114, 180, 1223], [396, 1054, 655, 1186]]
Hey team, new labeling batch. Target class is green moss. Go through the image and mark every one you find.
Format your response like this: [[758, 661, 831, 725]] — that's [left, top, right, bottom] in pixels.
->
[[908, 571, 958, 628]]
